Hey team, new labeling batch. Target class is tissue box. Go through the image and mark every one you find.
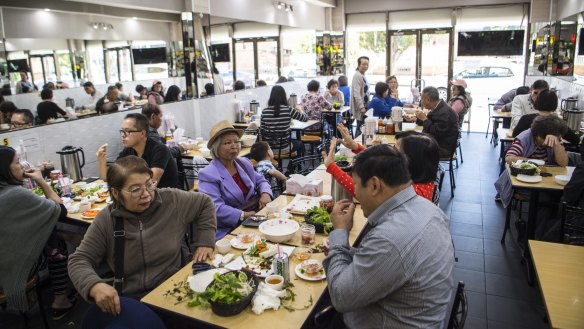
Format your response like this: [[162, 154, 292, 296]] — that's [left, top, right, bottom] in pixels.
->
[[286, 177, 323, 197]]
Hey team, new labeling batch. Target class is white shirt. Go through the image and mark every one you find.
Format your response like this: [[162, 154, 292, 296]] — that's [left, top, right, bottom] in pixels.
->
[[84, 91, 103, 111], [510, 94, 537, 129]]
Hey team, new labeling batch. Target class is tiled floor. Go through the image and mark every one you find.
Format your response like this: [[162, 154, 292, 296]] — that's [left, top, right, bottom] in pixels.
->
[[1, 133, 550, 329]]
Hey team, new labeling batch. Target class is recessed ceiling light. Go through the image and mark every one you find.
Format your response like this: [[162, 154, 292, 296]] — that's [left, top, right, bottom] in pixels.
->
[[132, 17, 137, 20], [44, 8, 50, 12]]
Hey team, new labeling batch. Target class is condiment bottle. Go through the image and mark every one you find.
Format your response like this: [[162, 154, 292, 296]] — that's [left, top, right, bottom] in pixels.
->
[[319, 195, 334, 213]]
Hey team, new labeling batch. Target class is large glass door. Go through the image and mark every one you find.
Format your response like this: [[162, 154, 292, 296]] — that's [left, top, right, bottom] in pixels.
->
[[388, 29, 452, 103], [234, 38, 281, 89], [29, 54, 57, 87], [105, 47, 133, 82], [234, 40, 255, 89], [256, 39, 278, 85]]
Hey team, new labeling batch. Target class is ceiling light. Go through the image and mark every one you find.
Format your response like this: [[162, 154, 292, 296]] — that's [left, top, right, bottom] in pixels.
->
[[285, 4, 290, 11], [132, 17, 137, 20], [277, 2, 282, 9], [44, 8, 50, 12]]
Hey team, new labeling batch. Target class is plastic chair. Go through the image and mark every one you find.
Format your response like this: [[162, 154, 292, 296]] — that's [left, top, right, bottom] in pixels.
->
[[446, 281, 468, 329], [0, 273, 51, 329]]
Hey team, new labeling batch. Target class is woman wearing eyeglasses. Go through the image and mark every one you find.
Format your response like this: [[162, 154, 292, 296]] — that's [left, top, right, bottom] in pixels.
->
[[68, 155, 217, 316], [198, 120, 273, 240]]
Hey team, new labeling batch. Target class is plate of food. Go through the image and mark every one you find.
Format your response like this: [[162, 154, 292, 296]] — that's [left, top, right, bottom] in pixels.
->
[[516, 174, 543, 183], [230, 232, 259, 249], [224, 255, 273, 278], [295, 259, 326, 281], [81, 208, 103, 219], [286, 195, 321, 215]]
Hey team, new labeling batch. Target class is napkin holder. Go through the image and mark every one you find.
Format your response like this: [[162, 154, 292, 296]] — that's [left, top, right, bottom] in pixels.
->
[[286, 174, 323, 197]]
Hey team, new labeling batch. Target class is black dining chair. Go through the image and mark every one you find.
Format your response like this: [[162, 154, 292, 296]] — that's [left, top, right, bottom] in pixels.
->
[[560, 202, 584, 245], [446, 281, 468, 329], [258, 128, 297, 172]]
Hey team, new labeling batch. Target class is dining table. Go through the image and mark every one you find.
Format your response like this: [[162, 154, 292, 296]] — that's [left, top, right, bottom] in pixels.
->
[[506, 164, 568, 284], [497, 127, 514, 173], [490, 109, 512, 144], [529, 240, 584, 329], [141, 193, 369, 328], [233, 119, 320, 138]]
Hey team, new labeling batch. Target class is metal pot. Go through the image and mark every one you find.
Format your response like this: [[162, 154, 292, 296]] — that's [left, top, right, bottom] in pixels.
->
[[65, 97, 75, 108], [561, 98, 578, 111], [56, 146, 85, 182], [289, 94, 297, 108], [250, 100, 259, 115], [562, 108, 584, 132], [331, 161, 353, 202]]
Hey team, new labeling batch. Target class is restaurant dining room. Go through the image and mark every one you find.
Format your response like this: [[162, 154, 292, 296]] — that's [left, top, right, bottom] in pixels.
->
[[1, 0, 584, 328]]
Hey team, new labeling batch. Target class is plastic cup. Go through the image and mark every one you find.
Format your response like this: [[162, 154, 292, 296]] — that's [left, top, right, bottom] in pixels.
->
[[566, 166, 575, 176]]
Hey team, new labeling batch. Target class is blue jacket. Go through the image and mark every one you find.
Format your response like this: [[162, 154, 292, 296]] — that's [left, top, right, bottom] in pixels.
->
[[339, 85, 350, 106], [198, 157, 273, 240], [385, 95, 405, 109], [369, 95, 392, 118]]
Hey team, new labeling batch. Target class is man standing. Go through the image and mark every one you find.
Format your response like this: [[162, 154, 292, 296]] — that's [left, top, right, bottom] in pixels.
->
[[350, 56, 369, 136], [416, 86, 460, 158], [96, 113, 179, 188], [510, 79, 549, 129], [323, 145, 454, 328]]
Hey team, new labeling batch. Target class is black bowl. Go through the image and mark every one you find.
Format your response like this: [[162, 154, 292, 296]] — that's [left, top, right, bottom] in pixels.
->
[[304, 213, 326, 234], [334, 160, 352, 172], [208, 270, 259, 317], [510, 166, 537, 176]]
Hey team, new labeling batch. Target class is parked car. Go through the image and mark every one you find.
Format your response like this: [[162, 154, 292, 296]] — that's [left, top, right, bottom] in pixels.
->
[[453, 66, 514, 79], [220, 71, 254, 89]]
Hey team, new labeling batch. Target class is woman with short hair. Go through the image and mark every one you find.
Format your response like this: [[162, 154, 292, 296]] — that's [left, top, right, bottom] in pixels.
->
[[198, 121, 273, 240], [68, 155, 216, 312]]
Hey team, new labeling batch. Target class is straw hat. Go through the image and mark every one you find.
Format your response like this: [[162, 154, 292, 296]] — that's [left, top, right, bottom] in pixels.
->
[[207, 120, 244, 148], [449, 79, 467, 89]]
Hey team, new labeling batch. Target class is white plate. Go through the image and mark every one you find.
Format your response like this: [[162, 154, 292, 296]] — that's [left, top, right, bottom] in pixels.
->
[[230, 234, 259, 250], [285, 195, 321, 215], [223, 255, 273, 278], [527, 159, 545, 166], [243, 242, 295, 258], [187, 268, 228, 293], [295, 259, 326, 281], [516, 174, 542, 183]]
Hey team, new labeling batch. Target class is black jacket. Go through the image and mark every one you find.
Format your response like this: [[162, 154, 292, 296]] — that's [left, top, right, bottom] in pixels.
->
[[418, 100, 459, 156]]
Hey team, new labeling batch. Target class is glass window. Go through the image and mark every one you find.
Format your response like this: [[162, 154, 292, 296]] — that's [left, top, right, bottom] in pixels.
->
[[346, 30, 387, 84], [86, 41, 106, 84], [281, 29, 316, 80]]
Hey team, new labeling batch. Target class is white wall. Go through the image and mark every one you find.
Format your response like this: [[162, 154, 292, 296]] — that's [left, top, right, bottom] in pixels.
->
[[210, 0, 326, 30], [345, 0, 528, 14], [557, 0, 584, 20], [2, 8, 173, 41]]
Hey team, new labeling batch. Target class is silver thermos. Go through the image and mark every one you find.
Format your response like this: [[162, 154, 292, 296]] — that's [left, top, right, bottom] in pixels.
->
[[250, 100, 259, 115], [57, 146, 85, 182], [65, 97, 75, 108], [289, 94, 297, 108], [331, 161, 353, 201]]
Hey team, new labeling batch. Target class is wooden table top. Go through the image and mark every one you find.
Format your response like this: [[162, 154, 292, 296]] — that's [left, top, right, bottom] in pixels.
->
[[323, 106, 349, 114], [529, 241, 584, 329], [142, 193, 368, 328], [497, 128, 514, 142], [141, 238, 327, 329], [507, 164, 569, 191], [491, 110, 512, 118], [231, 194, 366, 247]]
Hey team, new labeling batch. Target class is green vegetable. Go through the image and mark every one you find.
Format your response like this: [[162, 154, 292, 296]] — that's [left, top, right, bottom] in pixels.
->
[[306, 207, 333, 234], [187, 272, 254, 308], [334, 155, 347, 162]]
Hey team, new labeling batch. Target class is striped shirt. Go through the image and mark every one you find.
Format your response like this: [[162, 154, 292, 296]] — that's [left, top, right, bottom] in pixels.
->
[[260, 106, 307, 152], [323, 187, 454, 329], [506, 139, 548, 163]]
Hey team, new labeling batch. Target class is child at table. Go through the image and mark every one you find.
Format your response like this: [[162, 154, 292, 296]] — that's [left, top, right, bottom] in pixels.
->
[[250, 141, 287, 182]]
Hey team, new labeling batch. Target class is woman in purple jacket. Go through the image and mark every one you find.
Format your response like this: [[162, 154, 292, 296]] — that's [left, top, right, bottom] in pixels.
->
[[198, 120, 273, 240]]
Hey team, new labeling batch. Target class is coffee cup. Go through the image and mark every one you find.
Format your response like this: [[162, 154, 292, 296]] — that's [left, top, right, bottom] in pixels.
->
[[264, 274, 284, 290]]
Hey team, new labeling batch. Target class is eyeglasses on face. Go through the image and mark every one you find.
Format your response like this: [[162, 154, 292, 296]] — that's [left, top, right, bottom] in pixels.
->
[[119, 129, 141, 137], [122, 180, 157, 198]]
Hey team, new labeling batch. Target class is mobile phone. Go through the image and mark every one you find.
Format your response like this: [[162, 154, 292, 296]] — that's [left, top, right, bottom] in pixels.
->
[[242, 215, 267, 227]]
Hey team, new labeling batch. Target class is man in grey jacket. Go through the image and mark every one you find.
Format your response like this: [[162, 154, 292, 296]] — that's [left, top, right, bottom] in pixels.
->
[[350, 56, 369, 136]]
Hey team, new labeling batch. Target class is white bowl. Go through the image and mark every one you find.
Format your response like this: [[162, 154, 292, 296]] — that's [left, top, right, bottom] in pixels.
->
[[554, 175, 571, 186], [240, 134, 257, 147], [215, 239, 231, 254], [264, 274, 284, 291], [259, 219, 300, 243]]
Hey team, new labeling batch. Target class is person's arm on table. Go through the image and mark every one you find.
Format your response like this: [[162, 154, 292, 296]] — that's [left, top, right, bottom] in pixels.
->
[[545, 135, 569, 166]]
